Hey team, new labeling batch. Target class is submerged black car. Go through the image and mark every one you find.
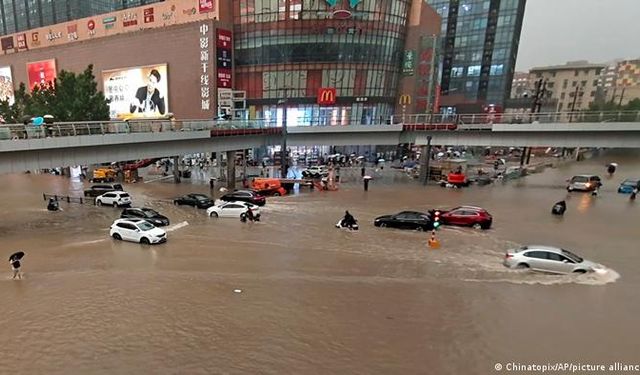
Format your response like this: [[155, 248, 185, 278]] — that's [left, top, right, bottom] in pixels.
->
[[374, 211, 433, 231], [121, 207, 170, 227], [173, 193, 215, 209]]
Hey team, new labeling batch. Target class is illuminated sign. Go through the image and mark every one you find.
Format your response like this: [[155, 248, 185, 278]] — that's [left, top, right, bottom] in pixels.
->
[[102, 64, 169, 119], [27, 59, 57, 90], [317, 88, 336, 105], [399, 94, 412, 106], [199, 0, 214, 13]]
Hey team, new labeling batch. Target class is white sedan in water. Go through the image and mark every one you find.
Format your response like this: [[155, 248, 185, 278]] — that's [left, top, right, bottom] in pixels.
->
[[206, 201, 261, 218]]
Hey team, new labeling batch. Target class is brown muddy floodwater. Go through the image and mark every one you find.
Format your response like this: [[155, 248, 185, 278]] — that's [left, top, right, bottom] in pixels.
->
[[0, 150, 639, 374]]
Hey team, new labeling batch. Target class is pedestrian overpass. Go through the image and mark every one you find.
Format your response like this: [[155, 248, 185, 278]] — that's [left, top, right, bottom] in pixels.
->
[[0, 111, 639, 174]]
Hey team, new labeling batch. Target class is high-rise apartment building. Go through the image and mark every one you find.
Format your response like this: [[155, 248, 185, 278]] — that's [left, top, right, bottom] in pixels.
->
[[426, 0, 526, 109], [0, 0, 164, 35]]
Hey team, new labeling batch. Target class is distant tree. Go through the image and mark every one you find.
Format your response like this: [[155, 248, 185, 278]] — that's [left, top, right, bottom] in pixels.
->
[[52, 65, 110, 121], [624, 98, 640, 111]]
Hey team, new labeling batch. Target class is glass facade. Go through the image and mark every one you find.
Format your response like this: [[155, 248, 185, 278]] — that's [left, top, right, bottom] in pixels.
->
[[426, 0, 526, 106], [233, 0, 411, 125], [0, 0, 163, 35]]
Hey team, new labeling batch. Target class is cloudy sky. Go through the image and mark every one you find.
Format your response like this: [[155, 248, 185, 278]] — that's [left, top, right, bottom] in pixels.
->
[[515, 0, 640, 71]]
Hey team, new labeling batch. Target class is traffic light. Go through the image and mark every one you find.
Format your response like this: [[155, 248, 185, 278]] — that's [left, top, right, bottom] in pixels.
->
[[433, 210, 441, 229]]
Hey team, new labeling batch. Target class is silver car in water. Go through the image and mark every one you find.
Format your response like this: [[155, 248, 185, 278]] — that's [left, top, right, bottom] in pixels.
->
[[503, 245, 600, 274]]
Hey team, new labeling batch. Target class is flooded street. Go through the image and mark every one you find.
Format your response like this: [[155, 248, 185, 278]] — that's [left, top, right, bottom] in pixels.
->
[[0, 150, 639, 374]]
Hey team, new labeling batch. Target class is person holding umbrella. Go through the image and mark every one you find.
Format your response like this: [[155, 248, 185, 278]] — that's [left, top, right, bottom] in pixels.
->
[[9, 251, 24, 279]]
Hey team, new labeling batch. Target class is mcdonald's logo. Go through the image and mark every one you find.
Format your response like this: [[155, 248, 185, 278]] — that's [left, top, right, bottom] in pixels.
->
[[317, 87, 336, 105], [399, 94, 412, 106]]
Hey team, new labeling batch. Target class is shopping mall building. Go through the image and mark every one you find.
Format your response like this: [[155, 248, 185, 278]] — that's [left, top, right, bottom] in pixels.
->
[[0, 0, 441, 125]]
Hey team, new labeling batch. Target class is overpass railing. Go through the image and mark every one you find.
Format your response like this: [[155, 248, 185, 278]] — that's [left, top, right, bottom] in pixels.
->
[[1, 111, 639, 140], [393, 111, 640, 126]]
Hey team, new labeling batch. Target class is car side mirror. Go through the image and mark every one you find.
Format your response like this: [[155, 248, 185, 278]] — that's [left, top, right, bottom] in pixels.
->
[[562, 260, 569, 263], [135, 229, 140, 232]]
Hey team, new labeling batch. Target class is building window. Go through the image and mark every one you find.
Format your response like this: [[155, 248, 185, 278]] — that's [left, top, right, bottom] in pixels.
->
[[590, 91, 596, 97], [490, 64, 504, 76], [560, 92, 565, 99], [572, 81, 577, 87], [451, 67, 464, 77], [467, 65, 481, 77], [574, 71, 579, 77], [592, 80, 598, 87], [563, 79, 568, 89]]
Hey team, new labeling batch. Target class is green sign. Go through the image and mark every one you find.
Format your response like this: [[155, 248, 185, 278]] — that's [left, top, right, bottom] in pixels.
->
[[349, 0, 362, 7], [403, 50, 416, 76], [325, 0, 338, 6]]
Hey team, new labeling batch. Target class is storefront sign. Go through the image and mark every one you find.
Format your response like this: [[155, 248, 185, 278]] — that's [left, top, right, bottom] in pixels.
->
[[45, 31, 63, 42], [27, 59, 57, 90], [67, 24, 78, 41], [402, 50, 415, 76], [123, 12, 138, 27], [102, 64, 169, 119], [216, 28, 232, 89], [199, 0, 214, 13], [1, 37, 14, 51], [144, 8, 155, 23], [31, 32, 40, 46], [317, 88, 336, 105], [16, 34, 28, 50], [199, 23, 211, 111]]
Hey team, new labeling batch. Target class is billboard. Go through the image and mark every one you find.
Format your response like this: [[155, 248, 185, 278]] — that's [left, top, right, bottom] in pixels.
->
[[0, 66, 15, 105], [102, 64, 168, 119], [27, 59, 57, 90]]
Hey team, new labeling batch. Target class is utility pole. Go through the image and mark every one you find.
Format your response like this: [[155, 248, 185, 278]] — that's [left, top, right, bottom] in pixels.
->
[[618, 85, 626, 108], [568, 85, 580, 123]]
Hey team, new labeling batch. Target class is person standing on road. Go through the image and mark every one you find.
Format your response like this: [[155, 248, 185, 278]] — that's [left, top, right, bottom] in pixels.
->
[[631, 183, 639, 201], [10, 258, 21, 280]]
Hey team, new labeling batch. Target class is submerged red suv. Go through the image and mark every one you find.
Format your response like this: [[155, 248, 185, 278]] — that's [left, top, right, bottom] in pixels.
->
[[436, 206, 493, 230]]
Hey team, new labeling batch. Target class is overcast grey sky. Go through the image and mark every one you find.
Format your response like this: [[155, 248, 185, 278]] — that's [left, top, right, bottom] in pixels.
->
[[515, 0, 640, 71]]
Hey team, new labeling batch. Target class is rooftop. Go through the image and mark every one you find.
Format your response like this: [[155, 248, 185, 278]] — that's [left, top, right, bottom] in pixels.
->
[[530, 61, 607, 72]]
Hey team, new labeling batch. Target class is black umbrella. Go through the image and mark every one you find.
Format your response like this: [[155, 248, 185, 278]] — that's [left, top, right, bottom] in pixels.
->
[[8, 251, 24, 261]]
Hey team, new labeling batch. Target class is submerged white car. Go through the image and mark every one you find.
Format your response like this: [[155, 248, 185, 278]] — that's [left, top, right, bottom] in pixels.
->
[[503, 245, 600, 274], [96, 191, 132, 207], [207, 201, 261, 218], [110, 218, 167, 244]]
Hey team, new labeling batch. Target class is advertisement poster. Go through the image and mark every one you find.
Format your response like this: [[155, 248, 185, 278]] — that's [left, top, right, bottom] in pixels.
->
[[1, 36, 14, 51], [27, 59, 57, 90], [0, 66, 15, 105], [102, 64, 169, 120]]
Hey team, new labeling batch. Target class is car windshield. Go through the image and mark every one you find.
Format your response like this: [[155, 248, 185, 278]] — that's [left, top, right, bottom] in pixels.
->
[[137, 222, 155, 231], [141, 209, 159, 217], [623, 179, 638, 186], [572, 176, 588, 183], [561, 249, 583, 263], [120, 193, 130, 198]]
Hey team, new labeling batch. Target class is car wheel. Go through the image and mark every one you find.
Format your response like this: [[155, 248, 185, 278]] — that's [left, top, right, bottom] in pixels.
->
[[113, 202, 118, 208], [573, 269, 587, 274], [416, 226, 424, 232], [516, 263, 529, 270], [273, 192, 281, 196], [174, 201, 179, 205], [96, 200, 102, 206], [112, 233, 122, 240], [379, 223, 387, 228], [210, 212, 218, 218], [567, 187, 573, 192], [473, 223, 482, 230], [140, 237, 150, 245], [84, 192, 89, 197]]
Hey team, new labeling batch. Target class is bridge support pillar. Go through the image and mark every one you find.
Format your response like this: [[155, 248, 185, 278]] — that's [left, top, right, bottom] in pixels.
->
[[419, 135, 432, 185], [172, 156, 181, 183], [226, 150, 236, 190]]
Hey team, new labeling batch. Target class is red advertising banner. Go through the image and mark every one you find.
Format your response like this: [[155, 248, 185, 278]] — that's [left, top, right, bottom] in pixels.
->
[[27, 59, 57, 90], [199, 0, 215, 13], [144, 8, 155, 23], [217, 69, 232, 88], [216, 28, 232, 49]]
